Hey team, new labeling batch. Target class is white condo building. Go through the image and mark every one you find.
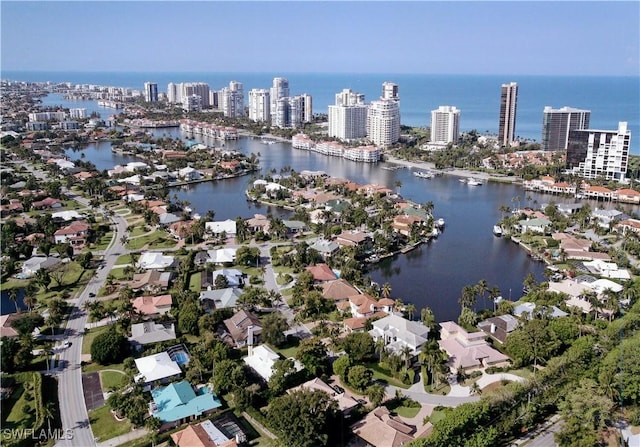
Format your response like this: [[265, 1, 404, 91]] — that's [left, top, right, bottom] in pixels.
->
[[270, 77, 290, 119], [382, 82, 399, 101], [498, 82, 518, 147], [328, 89, 368, 140], [430, 106, 460, 144], [541, 106, 591, 151], [249, 89, 271, 122], [182, 95, 202, 112], [567, 121, 630, 181], [68, 108, 86, 119], [219, 81, 244, 118], [368, 99, 400, 147], [168, 82, 210, 108]]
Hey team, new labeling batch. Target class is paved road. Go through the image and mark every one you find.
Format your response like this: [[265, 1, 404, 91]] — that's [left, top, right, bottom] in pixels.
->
[[53, 196, 130, 447]]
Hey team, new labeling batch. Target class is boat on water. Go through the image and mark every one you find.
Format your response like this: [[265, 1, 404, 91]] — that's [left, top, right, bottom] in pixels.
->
[[431, 228, 439, 238], [436, 218, 445, 228], [493, 225, 503, 236], [466, 177, 483, 186], [414, 171, 434, 179]]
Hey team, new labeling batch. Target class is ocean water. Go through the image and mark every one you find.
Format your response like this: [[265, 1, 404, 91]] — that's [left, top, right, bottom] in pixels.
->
[[3, 71, 639, 153]]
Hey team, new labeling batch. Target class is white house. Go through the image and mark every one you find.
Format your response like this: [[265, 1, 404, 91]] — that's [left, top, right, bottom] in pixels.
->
[[205, 219, 237, 237], [243, 344, 303, 381], [369, 314, 430, 356], [134, 351, 182, 387], [518, 218, 552, 233], [206, 248, 237, 264], [21, 256, 61, 277], [136, 252, 176, 270], [178, 166, 202, 181]]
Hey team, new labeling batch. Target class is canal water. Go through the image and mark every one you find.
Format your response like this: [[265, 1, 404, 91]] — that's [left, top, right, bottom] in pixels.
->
[[63, 130, 639, 322]]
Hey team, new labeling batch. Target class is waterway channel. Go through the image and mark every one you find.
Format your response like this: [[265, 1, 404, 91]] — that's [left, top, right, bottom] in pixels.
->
[[64, 130, 638, 322]]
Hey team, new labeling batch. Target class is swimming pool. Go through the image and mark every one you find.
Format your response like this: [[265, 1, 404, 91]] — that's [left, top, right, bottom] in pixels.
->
[[171, 351, 190, 366]]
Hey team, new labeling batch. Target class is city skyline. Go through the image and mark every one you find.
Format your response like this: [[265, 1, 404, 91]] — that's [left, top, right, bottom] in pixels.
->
[[1, 1, 638, 76]]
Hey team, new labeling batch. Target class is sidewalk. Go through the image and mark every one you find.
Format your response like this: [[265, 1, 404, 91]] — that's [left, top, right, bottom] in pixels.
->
[[96, 428, 148, 447]]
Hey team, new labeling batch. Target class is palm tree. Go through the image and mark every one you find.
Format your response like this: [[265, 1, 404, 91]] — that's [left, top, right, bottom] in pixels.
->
[[470, 382, 482, 395], [42, 401, 56, 434], [476, 279, 489, 309], [458, 285, 476, 309], [366, 384, 386, 407], [489, 286, 501, 311], [8, 288, 20, 313], [405, 303, 416, 321], [381, 282, 392, 299], [400, 345, 413, 369], [420, 307, 436, 332], [602, 289, 619, 322], [584, 290, 600, 319]]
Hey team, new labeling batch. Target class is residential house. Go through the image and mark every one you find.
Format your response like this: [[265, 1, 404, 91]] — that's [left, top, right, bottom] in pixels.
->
[[222, 310, 262, 348], [308, 238, 340, 258], [438, 321, 510, 372], [288, 378, 359, 414], [335, 230, 372, 247], [246, 214, 270, 234], [0, 199, 24, 216], [0, 314, 20, 338], [51, 210, 84, 221], [170, 420, 238, 447], [168, 220, 195, 240], [150, 381, 222, 426], [351, 406, 416, 447], [583, 259, 630, 280], [21, 256, 61, 277], [206, 248, 237, 265], [369, 314, 430, 356], [31, 197, 62, 210], [391, 215, 423, 237], [137, 252, 176, 270], [512, 302, 568, 319], [517, 218, 551, 234], [129, 270, 173, 292], [282, 220, 306, 236], [616, 219, 640, 235], [199, 288, 242, 313], [129, 322, 176, 349], [347, 293, 394, 318], [321, 279, 360, 304], [53, 220, 91, 251], [243, 344, 303, 381], [477, 314, 520, 344], [205, 220, 237, 238], [158, 213, 182, 227], [132, 294, 173, 317], [614, 188, 640, 204], [591, 208, 623, 229], [548, 278, 594, 313], [582, 185, 613, 201], [551, 232, 611, 261], [178, 166, 203, 181], [204, 269, 244, 288], [305, 264, 337, 282], [134, 352, 182, 387]]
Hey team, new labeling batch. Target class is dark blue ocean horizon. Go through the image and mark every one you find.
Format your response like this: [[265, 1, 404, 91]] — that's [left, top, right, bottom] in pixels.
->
[[3, 70, 638, 154]]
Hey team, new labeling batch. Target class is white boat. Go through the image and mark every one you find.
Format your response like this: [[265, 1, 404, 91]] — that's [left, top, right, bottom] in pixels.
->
[[431, 228, 439, 237], [493, 225, 503, 236], [436, 218, 445, 228], [459, 178, 468, 183], [413, 171, 434, 179], [466, 177, 483, 186]]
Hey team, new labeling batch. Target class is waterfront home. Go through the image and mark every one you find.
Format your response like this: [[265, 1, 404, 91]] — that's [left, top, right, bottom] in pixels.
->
[[246, 214, 270, 234], [583, 259, 630, 280], [582, 185, 614, 201], [205, 220, 237, 238], [351, 406, 416, 447], [548, 279, 593, 313], [134, 352, 182, 387], [21, 256, 61, 277], [158, 212, 182, 227], [438, 321, 510, 373], [170, 420, 238, 447], [551, 233, 611, 261], [129, 322, 176, 349], [522, 176, 576, 195], [591, 208, 624, 228], [335, 230, 372, 247], [346, 293, 394, 319], [305, 264, 337, 282], [512, 302, 568, 319], [150, 381, 222, 426], [391, 214, 423, 237], [137, 252, 176, 270], [222, 310, 262, 348], [132, 294, 173, 317], [517, 217, 552, 234], [369, 314, 430, 356], [321, 279, 360, 303], [199, 288, 242, 313], [308, 238, 340, 258], [219, 160, 241, 172], [168, 220, 195, 240], [477, 314, 520, 344], [288, 378, 359, 414], [614, 188, 640, 204], [282, 220, 307, 236], [555, 202, 585, 216], [178, 166, 202, 181]]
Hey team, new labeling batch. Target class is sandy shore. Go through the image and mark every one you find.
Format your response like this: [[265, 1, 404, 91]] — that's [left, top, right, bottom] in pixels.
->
[[383, 153, 517, 183]]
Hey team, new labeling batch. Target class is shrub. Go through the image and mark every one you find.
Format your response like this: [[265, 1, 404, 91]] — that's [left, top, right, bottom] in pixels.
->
[[90, 327, 128, 365]]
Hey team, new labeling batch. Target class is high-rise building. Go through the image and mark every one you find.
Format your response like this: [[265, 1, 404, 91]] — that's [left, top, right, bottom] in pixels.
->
[[567, 121, 630, 181], [167, 83, 180, 104], [219, 82, 245, 118], [299, 93, 313, 124], [270, 78, 289, 119], [367, 83, 400, 147], [249, 89, 271, 122], [430, 106, 460, 144], [182, 95, 202, 112], [382, 82, 399, 101], [328, 89, 368, 140], [498, 82, 518, 147], [541, 106, 591, 151], [143, 82, 158, 102], [182, 83, 210, 108]]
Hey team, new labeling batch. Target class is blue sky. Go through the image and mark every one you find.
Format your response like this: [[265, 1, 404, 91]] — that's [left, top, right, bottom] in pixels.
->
[[1, 1, 638, 75]]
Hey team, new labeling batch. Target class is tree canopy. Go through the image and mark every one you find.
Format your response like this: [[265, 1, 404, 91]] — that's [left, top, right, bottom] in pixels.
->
[[90, 326, 129, 365]]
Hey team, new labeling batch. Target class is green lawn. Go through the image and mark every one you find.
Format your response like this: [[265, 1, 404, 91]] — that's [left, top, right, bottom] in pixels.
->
[[273, 342, 300, 359], [188, 272, 202, 292], [394, 405, 421, 418], [3, 384, 36, 429], [82, 325, 109, 355], [93, 232, 114, 251], [129, 226, 150, 237], [429, 408, 448, 424], [0, 277, 30, 291], [100, 370, 125, 390], [367, 362, 410, 389], [107, 267, 129, 280], [83, 361, 126, 374], [89, 405, 133, 442], [126, 231, 176, 250], [115, 254, 134, 265]]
